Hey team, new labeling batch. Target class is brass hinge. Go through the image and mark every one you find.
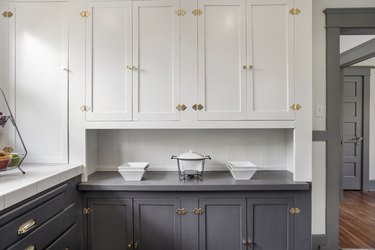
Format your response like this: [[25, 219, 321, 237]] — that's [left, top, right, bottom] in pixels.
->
[[192, 9, 203, 16], [175, 9, 186, 16], [83, 208, 92, 215], [290, 103, 302, 111], [2, 11, 13, 18], [80, 105, 91, 112], [80, 11, 90, 17], [289, 8, 301, 15], [176, 208, 188, 215], [193, 208, 205, 215], [289, 207, 301, 215]]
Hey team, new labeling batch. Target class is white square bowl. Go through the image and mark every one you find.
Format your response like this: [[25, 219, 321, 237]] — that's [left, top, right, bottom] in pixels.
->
[[229, 169, 257, 180], [118, 162, 149, 170], [118, 169, 146, 181]]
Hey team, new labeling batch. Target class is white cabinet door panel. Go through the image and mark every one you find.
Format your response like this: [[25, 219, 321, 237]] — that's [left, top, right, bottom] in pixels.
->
[[133, 0, 180, 121], [198, 0, 246, 121], [85, 2, 132, 121], [247, 0, 294, 120], [9, 2, 68, 163]]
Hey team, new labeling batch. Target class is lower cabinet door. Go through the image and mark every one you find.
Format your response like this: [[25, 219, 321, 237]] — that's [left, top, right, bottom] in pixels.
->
[[87, 199, 133, 250], [133, 199, 181, 250], [198, 198, 246, 250], [247, 198, 294, 250]]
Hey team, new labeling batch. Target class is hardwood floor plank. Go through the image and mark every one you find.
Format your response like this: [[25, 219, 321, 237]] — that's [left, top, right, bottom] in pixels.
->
[[339, 191, 375, 248]]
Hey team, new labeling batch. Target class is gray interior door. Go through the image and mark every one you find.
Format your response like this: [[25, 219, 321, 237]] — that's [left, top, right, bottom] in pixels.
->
[[198, 198, 246, 250], [134, 199, 181, 250], [87, 199, 133, 250], [247, 198, 294, 250], [342, 75, 363, 190]]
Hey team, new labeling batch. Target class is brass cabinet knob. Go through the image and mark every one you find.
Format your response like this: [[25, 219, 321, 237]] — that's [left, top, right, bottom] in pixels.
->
[[192, 104, 198, 111], [242, 65, 253, 69], [176, 104, 181, 111], [134, 242, 139, 249], [248, 65, 253, 69], [126, 65, 132, 70], [197, 104, 204, 111], [247, 240, 255, 247], [180, 104, 187, 111], [128, 242, 133, 248], [193, 208, 204, 215], [176, 208, 188, 215], [132, 66, 138, 71], [290, 104, 302, 111]]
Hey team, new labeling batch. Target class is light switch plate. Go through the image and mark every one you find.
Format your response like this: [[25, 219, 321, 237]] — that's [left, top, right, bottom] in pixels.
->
[[315, 104, 325, 117]]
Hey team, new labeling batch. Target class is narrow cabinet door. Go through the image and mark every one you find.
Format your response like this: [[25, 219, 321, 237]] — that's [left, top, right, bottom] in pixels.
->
[[133, 0, 180, 121], [246, 0, 295, 120], [247, 198, 294, 250], [197, 0, 246, 121], [9, 2, 68, 163], [85, 2, 132, 121], [134, 199, 181, 250], [198, 198, 247, 250], [87, 199, 133, 250]]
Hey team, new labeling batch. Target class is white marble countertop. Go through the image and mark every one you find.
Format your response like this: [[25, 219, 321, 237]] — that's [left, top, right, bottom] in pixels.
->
[[0, 164, 83, 211]]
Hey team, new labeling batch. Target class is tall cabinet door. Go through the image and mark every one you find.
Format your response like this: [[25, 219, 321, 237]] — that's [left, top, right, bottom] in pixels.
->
[[246, 0, 295, 120], [197, 0, 246, 121], [198, 198, 246, 250], [133, 0, 180, 121], [87, 199, 133, 250], [134, 199, 181, 250], [9, 2, 68, 163], [247, 198, 294, 250], [85, 2, 133, 121]]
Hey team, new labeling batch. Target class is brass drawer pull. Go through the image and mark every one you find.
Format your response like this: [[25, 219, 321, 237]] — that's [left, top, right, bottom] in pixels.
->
[[18, 219, 36, 235], [25, 245, 36, 250]]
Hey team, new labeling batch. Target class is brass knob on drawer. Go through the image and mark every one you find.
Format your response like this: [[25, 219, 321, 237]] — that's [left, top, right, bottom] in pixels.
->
[[193, 208, 204, 215], [18, 219, 36, 235], [192, 104, 198, 111], [180, 104, 187, 111], [176, 208, 188, 215], [197, 104, 204, 111]]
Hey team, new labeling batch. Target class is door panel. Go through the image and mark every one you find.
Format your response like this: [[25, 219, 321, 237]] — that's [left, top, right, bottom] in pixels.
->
[[10, 2, 68, 163], [134, 199, 181, 250], [85, 2, 132, 121], [247, 198, 294, 250], [87, 199, 133, 250], [197, 0, 246, 121], [342, 76, 363, 190], [198, 198, 246, 250], [133, 0, 180, 121], [247, 0, 295, 120]]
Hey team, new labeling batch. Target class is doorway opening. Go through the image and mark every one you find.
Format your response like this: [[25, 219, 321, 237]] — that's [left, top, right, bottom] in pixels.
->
[[325, 8, 375, 250]]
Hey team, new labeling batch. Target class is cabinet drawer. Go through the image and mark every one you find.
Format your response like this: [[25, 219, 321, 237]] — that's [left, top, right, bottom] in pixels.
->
[[7, 204, 76, 250], [46, 224, 79, 250], [0, 192, 66, 249]]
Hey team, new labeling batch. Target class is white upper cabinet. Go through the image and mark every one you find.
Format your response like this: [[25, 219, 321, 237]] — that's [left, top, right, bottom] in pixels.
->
[[9, 2, 68, 163], [246, 0, 295, 120], [85, 2, 133, 121], [197, 0, 246, 121], [132, 0, 180, 121]]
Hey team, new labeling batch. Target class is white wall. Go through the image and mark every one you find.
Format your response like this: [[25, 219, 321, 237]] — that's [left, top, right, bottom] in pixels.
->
[[94, 129, 294, 171], [340, 35, 375, 53], [312, 0, 375, 235]]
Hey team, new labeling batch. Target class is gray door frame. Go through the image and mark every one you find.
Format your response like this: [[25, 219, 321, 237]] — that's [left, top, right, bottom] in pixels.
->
[[324, 8, 375, 250], [343, 67, 371, 191]]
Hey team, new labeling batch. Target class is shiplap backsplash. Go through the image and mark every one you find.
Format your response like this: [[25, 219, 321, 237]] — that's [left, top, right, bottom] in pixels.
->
[[95, 129, 293, 171]]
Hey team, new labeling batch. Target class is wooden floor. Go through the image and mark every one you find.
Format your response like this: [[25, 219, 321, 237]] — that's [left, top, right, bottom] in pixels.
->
[[339, 191, 375, 248]]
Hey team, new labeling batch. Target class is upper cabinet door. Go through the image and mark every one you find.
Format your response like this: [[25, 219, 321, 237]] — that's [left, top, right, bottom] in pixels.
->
[[133, 0, 180, 121], [197, 0, 246, 121], [85, 2, 133, 121], [246, 0, 295, 120], [9, 2, 68, 164]]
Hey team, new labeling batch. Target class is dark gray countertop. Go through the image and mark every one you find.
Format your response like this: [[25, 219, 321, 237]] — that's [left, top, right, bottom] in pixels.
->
[[78, 171, 310, 191]]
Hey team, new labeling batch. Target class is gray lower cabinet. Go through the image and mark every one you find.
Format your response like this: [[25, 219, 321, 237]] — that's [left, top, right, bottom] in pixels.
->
[[198, 198, 246, 250], [134, 199, 181, 250], [83, 192, 310, 250], [247, 198, 294, 250], [87, 199, 133, 250], [0, 176, 82, 250]]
